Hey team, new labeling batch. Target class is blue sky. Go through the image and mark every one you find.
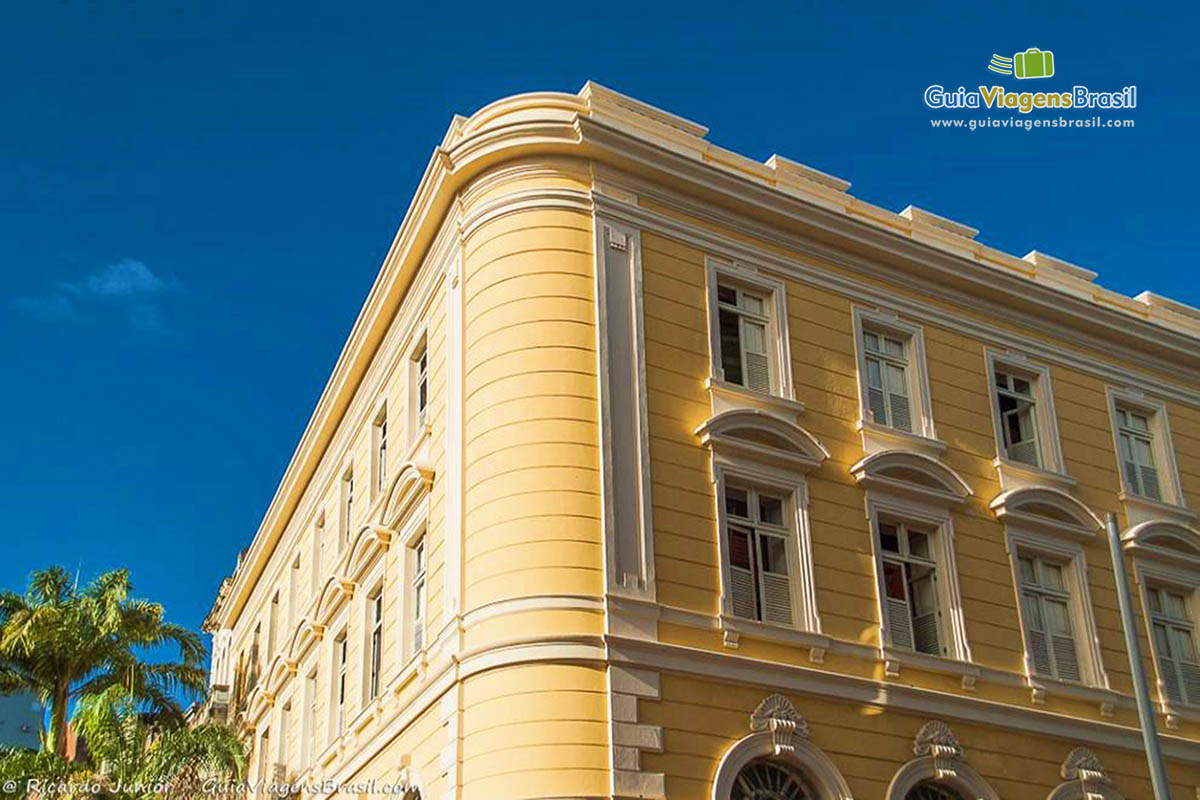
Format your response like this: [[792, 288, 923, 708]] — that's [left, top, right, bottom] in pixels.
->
[[1, 2, 1196, 650]]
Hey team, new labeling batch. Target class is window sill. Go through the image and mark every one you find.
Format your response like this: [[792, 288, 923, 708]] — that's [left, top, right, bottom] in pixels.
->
[[1027, 674, 1121, 716], [706, 377, 804, 420], [881, 646, 981, 691], [857, 419, 946, 460], [992, 456, 1077, 493], [1118, 491, 1197, 527], [1159, 698, 1200, 730], [718, 613, 830, 662]]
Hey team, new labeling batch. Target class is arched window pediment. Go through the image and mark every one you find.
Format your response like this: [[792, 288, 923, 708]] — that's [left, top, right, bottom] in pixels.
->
[[712, 694, 854, 800], [383, 461, 435, 529], [1047, 747, 1124, 800], [1122, 520, 1200, 567], [990, 487, 1102, 540], [851, 450, 971, 507], [265, 654, 297, 695], [285, 617, 324, 662], [314, 575, 355, 625], [696, 410, 829, 474], [347, 523, 395, 581]]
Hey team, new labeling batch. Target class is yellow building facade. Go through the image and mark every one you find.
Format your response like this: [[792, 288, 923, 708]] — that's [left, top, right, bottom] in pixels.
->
[[202, 84, 1200, 799]]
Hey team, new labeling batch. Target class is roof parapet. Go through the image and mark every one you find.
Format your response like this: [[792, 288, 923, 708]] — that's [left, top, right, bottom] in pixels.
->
[[1023, 250, 1099, 282], [900, 205, 980, 240], [765, 155, 852, 193]]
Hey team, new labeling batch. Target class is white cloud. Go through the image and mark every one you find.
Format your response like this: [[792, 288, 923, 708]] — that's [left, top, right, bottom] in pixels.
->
[[80, 259, 164, 297], [16, 259, 173, 328]]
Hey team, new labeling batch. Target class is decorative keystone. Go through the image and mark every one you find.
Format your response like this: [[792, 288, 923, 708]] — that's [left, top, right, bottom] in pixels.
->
[[749, 694, 809, 755]]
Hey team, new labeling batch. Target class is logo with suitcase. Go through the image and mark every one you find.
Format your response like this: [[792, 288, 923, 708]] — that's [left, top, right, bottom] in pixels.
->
[[988, 48, 1055, 79]]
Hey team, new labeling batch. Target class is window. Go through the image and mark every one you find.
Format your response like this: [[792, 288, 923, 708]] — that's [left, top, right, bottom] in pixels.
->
[[288, 555, 300, 630], [413, 340, 429, 429], [878, 521, 942, 656], [724, 485, 793, 626], [717, 283, 772, 393], [374, 407, 388, 497], [993, 370, 1039, 466], [1108, 389, 1185, 512], [249, 624, 261, 691], [1147, 585, 1200, 705], [257, 728, 270, 787], [411, 538, 426, 654], [1115, 406, 1161, 501], [311, 513, 325, 595], [863, 330, 913, 432], [704, 260, 793, 401], [303, 669, 317, 767], [906, 785, 965, 800], [367, 592, 383, 702], [268, 592, 279, 658], [852, 309, 935, 443], [333, 633, 347, 738], [341, 470, 354, 546], [1017, 555, 1081, 682], [730, 759, 814, 800]]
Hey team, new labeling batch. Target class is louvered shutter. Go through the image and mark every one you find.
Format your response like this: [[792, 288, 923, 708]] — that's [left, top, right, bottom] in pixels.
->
[[1154, 625, 1183, 702], [760, 572, 793, 625], [1179, 661, 1200, 705], [742, 320, 771, 393], [886, 364, 912, 432], [730, 566, 757, 619], [887, 597, 914, 649], [1051, 633, 1082, 682], [1140, 464, 1162, 501], [868, 386, 888, 425], [1008, 439, 1039, 467], [1023, 593, 1053, 676], [912, 611, 940, 655]]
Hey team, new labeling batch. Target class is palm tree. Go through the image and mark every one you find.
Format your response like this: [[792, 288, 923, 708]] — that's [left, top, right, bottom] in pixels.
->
[[74, 687, 246, 799], [0, 567, 208, 757], [0, 687, 246, 800]]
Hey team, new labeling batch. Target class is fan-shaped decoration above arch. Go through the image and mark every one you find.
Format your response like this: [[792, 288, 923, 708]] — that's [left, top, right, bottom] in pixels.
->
[[1122, 520, 1200, 567], [347, 523, 395, 582], [695, 409, 829, 473], [383, 461, 435, 528], [989, 487, 1102, 540], [851, 450, 972, 507], [711, 694, 855, 800], [1047, 747, 1125, 800], [285, 617, 325, 663], [885, 721, 998, 800], [314, 574, 356, 626]]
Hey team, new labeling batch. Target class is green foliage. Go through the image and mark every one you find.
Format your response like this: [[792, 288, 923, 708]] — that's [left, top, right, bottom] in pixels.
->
[[0, 567, 208, 757], [0, 688, 246, 800]]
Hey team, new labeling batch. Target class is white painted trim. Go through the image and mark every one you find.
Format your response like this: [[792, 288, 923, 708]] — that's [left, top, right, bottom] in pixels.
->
[[1003, 526, 1112, 694], [885, 754, 1000, 800], [865, 494, 973, 666], [595, 217, 657, 601], [983, 349, 1069, 481], [851, 305, 937, 443], [704, 256, 796, 401], [1129, 556, 1200, 727], [1105, 385, 1189, 515], [711, 460, 822, 637], [711, 731, 855, 800]]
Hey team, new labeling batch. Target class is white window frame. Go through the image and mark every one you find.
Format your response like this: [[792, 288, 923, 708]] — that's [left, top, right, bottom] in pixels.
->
[[372, 402, 388, 499], [1133, 556, 1200, 725], [1106, 387, 1186, 511], [1003, 528, 1108, 692], [704, 258, 794, 401], [984, 351, 1067, 477], [714, 464, 817, 636], [409, 332, 429, 441], [404, 529, 427, 661], [329, 624, 348, 744], [852, 306, 937, 442], [364, 580, 384, 705], [866, 496, 971, 669], [340, 467, 355, 550], [311, 512, 325, 596], [302, 662, 317, 770]]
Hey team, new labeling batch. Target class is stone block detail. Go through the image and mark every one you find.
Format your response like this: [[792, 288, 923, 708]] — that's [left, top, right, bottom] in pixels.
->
[[609, 666, 665, 800]]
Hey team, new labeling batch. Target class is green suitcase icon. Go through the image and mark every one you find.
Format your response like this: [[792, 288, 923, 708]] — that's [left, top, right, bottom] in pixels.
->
[[1014, 48, 1054, 79]]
